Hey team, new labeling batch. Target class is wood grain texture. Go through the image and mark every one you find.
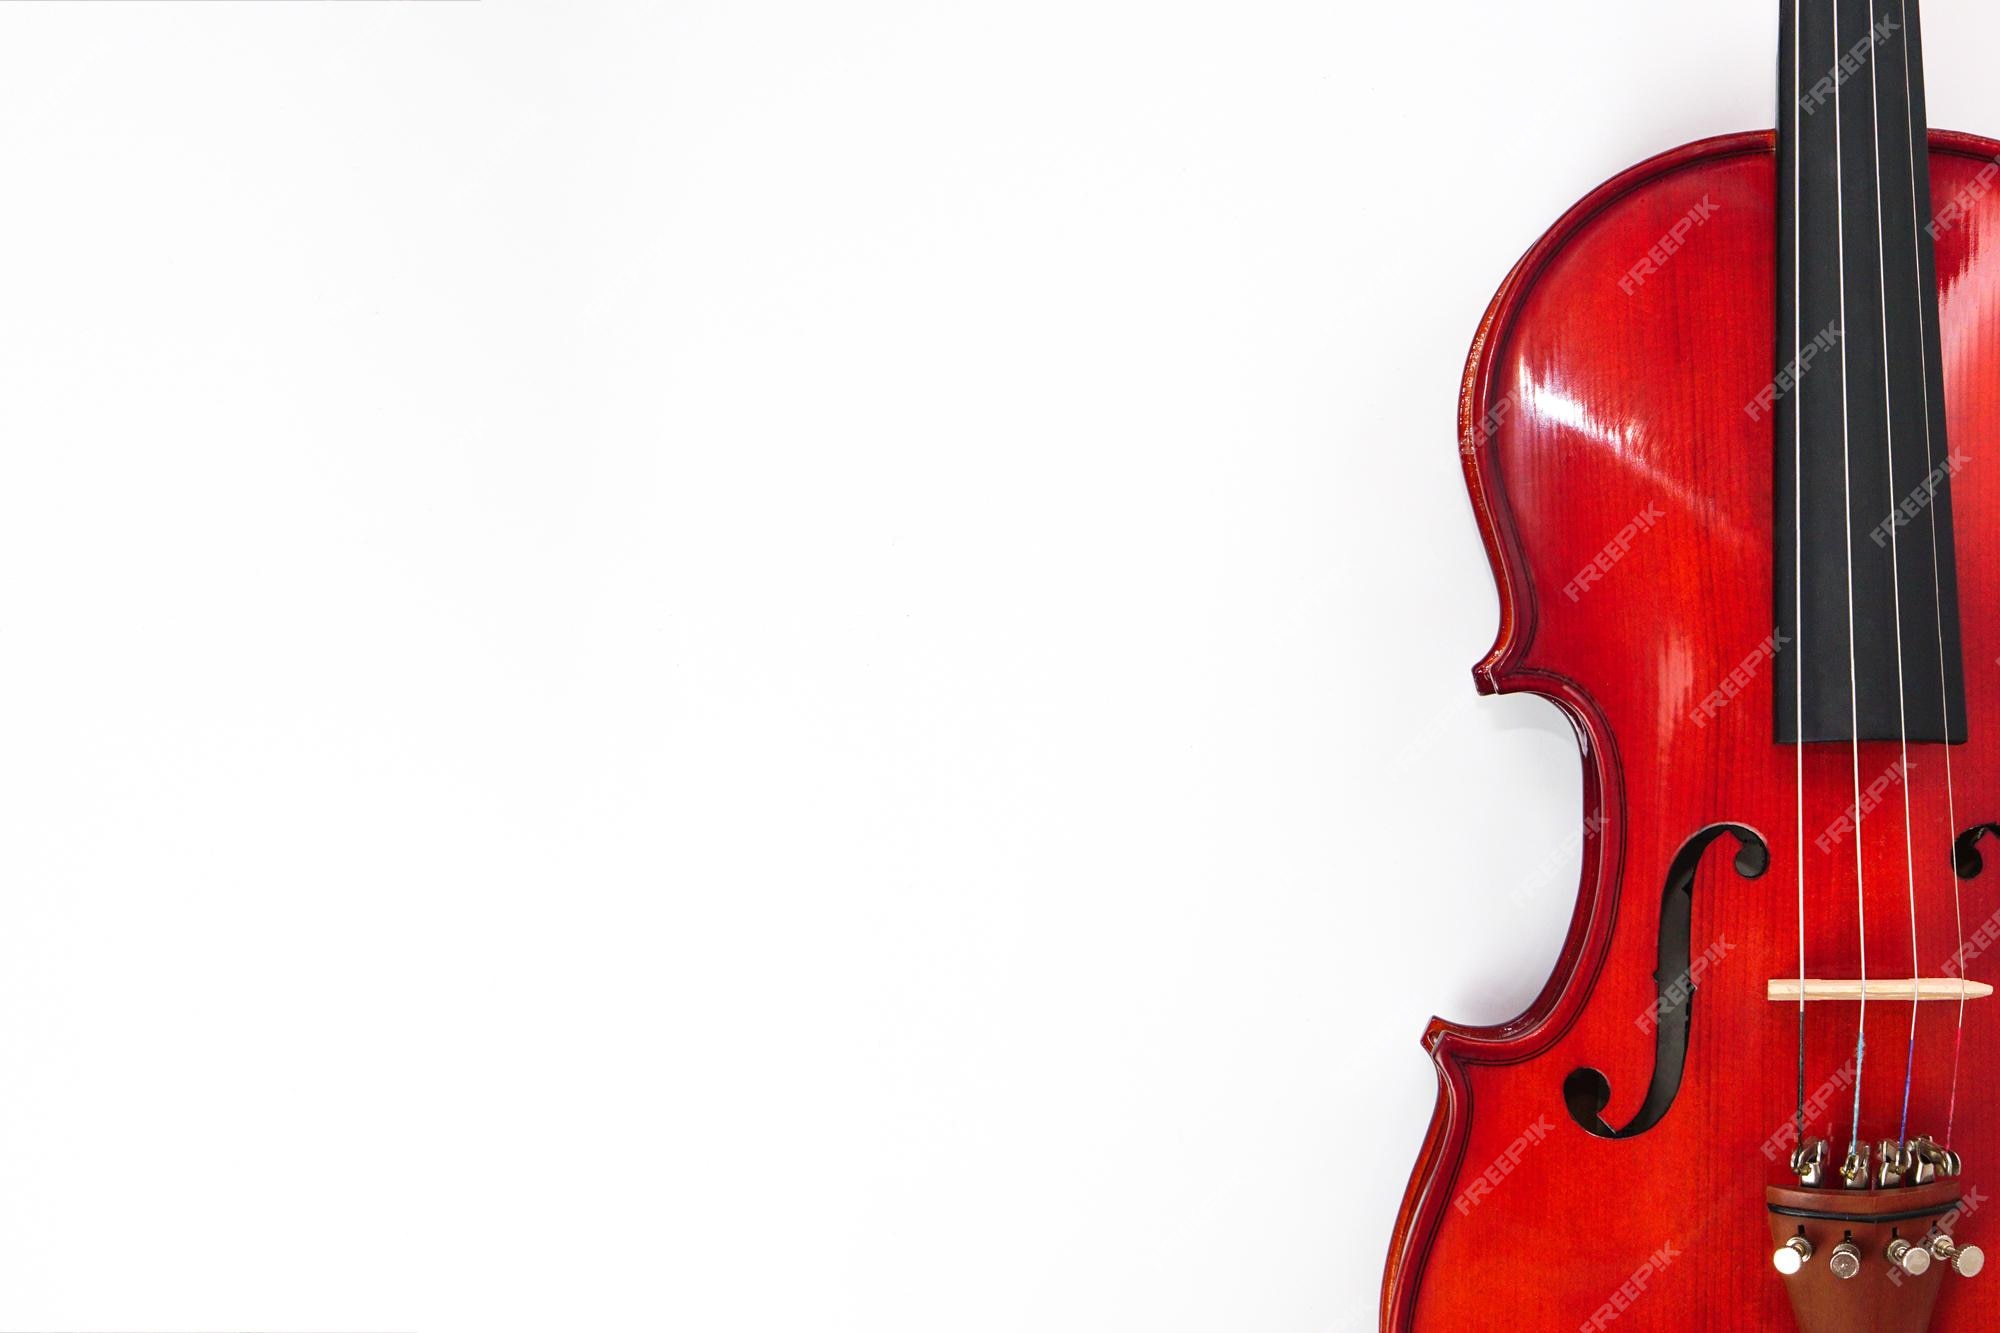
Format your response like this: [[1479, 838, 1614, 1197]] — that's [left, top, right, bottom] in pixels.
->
[[1765, 1180, 1962, 1333], [1382, 129, 2000, 1332]]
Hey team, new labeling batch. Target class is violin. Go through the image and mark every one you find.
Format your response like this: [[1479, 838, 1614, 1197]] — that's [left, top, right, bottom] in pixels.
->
[[1383, 4, 2000, 1330]]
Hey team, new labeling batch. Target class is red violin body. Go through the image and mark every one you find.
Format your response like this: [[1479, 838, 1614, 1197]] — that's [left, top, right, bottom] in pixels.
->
[[1383, 130, 2000, 1331]]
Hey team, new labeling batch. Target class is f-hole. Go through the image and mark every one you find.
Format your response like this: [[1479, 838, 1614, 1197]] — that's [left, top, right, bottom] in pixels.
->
[[1954, 824, 2000, 879], [1564, 823, 1769, 1140]]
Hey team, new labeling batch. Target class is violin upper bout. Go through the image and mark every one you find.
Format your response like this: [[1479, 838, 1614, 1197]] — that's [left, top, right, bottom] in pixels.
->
[[1458, 132, 1780, 709]]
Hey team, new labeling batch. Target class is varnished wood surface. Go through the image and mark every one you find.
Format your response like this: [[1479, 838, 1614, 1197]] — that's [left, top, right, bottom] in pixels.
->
[[1766, 1180, 1961, 1333], [1384, 129, 2000, 1332]]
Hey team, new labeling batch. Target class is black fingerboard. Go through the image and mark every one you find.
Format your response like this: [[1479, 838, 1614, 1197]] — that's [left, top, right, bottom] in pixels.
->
[[1774, 0, 1967, 744]]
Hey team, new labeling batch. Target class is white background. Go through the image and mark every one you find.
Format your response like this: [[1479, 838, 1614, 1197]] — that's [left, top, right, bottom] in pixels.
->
[[2, 2, 1999, 1331]]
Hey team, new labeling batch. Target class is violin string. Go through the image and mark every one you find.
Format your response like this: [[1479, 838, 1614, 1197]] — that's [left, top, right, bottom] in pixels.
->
[[1898, 0, 1968, 1148], [1792, 0, 1809, 1154], [1829, 0, 1869, 1157], [1866, 0, 1921, 1150]]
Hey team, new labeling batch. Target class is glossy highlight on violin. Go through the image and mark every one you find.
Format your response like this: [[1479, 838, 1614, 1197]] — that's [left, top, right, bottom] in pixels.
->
[[1383, 3, 2000, 1330]]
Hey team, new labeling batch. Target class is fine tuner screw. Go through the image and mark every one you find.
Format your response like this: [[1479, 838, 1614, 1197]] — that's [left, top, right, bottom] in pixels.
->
[[1773, 1236, 1814, 1275], [1878, 1139, 1914, 1188], [1840, 1147, 1871, 1190], [1792, 1138, 1828, 1188], [1931, 1234, 1986, 1277], [1911, 1137, 1964, 1185], [1829, 1240, 1864, 1280], [1888, 1238, 1932, 1277]]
